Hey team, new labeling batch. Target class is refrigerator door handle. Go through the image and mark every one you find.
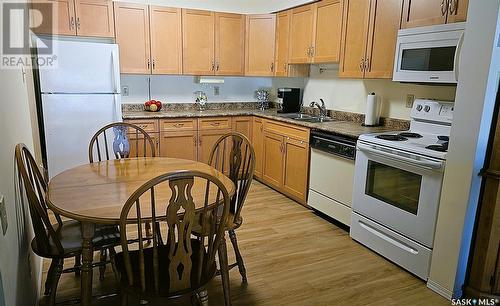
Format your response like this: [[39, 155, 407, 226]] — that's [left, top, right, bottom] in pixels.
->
[[111, 47, 120, 94], [114, 94, 122, 122]]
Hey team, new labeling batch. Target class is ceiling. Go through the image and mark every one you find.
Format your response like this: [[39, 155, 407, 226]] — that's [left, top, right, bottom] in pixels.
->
[[118, 0, 316, 14]]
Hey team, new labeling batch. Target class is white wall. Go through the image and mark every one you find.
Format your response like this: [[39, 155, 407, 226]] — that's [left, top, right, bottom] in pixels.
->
[[303, 65, 457, 119], [0, 68, 41, 306], [121, 74, 304, 104], [114, 0, 314, 14], [428, 0, 500, 299]]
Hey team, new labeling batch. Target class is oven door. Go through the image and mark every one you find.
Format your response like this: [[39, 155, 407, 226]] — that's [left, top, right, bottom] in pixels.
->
[[352, 142, 445, 248]]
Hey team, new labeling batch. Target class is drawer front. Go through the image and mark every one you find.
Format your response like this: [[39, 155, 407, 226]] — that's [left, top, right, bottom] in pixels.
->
[[199, 117, 232, 130], [264, 119, 309, 142], [161, 118, 197, 131], [124, 119, 159, 133]]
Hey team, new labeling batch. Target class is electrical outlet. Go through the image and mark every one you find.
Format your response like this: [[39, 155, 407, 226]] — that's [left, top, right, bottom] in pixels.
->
[[406, 94, 415, 108], [0, 195, 7, 236], [213, 86, 220, 96], [122, 86, 129, 96]]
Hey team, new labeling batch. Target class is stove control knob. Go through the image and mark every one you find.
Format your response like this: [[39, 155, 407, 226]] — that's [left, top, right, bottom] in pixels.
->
[[424, 105, 431, 112], [416, 105, 423, 111]]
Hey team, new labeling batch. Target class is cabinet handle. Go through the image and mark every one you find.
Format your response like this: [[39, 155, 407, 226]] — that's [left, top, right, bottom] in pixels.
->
[[147, 59, 150, 69], [216, 62, 220, 71], [152, 59, 155, 70], [440, 0, 448, 16], [70, 17, 75, 30], [173, 123, 184, 128], [260, 125, 263, 132], [448, 0, 457, 14], [199, 136, 202, 145], [211, 60, 215, 71], [193, 136, 197, 144], [211, 122, 220, 126], [270, 62, 274, 72], [310, 46, 315, 57], [283, 62, 287, 72], [359, 57, 365, 72], [364, 58, 370, 72], [76, 17, 80, 30]]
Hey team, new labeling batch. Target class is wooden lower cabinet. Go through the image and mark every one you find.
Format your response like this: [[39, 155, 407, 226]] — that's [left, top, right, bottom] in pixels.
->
[[262, 131, 285, 188], [159, 131, 197, 160], [252, 117, 264, 179], [128, 132, 159, 158], [283, 137, 309, 202], [125, 116, 310, 205]]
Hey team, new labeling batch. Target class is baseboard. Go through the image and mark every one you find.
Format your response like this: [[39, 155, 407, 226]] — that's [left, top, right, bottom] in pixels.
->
[[427, 279, 454, 300]]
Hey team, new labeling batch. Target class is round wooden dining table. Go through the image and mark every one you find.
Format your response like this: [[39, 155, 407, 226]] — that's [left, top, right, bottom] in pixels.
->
[[46, 157, 235, 306]]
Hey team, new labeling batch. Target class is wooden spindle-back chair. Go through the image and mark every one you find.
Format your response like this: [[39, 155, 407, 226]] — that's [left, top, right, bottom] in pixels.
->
[[88, 122, 156, 163], [114, 171, 231, 305], [15, 144, 119, 306], [206, 132, 255, 284]]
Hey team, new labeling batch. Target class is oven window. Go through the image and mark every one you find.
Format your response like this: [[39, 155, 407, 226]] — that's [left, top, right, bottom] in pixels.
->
[[401, 46, 456, 71], [366, 161, 422, 215]]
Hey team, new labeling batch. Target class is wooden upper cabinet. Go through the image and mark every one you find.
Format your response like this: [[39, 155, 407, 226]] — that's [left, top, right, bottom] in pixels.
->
[[215, 13, 245, 76], [275, 11, 290, 76], [446, 0, 468, 23], [339, 0, 371, 78], [289, 5, 315, 64], [401, 0, 447, 28], [74, 0, 114, 37], [150, 6, 182, 74], [114, 2, 151, 74], [182, 9, 215, 75], [245, 14, 276, 76], [312, 0, 343, 63], [31, 0, 76, 35], [364, 0, 403, 78]]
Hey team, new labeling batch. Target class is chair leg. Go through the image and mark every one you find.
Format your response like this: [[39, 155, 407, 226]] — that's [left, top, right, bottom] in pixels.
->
[[48, 258, 63, 306], [197, 289, 209, 306], [99, 248, 107, 280], [74, 254, 81, 276], [44, 259, 57, 295], [228, 229, 247, 283], [218, 235, 231, 306]]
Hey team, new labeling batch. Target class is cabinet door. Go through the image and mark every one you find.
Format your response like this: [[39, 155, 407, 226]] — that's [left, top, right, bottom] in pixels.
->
[[252, 118, 264, 179], [339, 0, 371, 78], [198, 129, 231, 164], [262, 131, 284, 188], [74, 0, 114, 37], [232, 116, 252, 140], [159, 131, 197, 161], [150, 6, 182, 74], [364, 0, 403, 79], [275, 11, 290, 76], [283, 137, 309, 205], [31, 0, 76, 35], [312, 0, 343, 63], [401, 0, 447, 29], [182, 9, 215, 75], [245, 14, 276, 76], [446, 0, 468, 23], [128, 132, 159, 158], [288, 5, 315, 64], [114, 2, 151, 74], [215, 13, 245, 76]]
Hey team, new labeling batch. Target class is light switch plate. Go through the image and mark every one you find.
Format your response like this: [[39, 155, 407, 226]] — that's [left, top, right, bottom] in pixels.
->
[[406, 94, 415, 108], [0, 195, 7, 236], [122, 86, 129, 96]]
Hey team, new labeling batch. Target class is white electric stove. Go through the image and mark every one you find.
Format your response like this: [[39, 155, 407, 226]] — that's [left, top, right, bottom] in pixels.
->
[[351, 99, 454, 280]]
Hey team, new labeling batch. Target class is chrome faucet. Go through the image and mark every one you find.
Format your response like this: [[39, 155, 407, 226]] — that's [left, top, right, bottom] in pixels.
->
[[310, 99, 327, 117]]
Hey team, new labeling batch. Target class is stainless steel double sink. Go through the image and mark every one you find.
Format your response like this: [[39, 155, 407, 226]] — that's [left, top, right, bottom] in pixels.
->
[[277, 113, 337, 123]]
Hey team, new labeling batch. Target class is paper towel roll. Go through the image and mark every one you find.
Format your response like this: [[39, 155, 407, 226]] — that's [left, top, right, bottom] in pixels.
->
[[364, 92, 379, 126]]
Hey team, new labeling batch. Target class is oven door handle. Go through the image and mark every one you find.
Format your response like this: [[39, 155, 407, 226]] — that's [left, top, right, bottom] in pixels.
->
[[357, 143, 444, 170]]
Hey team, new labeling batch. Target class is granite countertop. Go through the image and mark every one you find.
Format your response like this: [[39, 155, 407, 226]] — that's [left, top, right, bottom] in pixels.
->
[[122, 109, 402, 139]]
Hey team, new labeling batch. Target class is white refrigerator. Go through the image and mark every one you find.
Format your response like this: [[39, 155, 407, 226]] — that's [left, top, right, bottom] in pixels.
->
[[37, 39, 122, 178]]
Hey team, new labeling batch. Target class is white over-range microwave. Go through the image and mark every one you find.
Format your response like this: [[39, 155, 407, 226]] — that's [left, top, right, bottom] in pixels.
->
[[393, 22, 465, 84]]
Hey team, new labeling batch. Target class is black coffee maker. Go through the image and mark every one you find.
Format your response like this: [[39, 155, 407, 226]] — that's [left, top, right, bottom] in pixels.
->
[[277, 88, 301, 113]]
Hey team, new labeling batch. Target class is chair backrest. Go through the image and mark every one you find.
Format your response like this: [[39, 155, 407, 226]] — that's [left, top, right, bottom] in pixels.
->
[[88, 122, 156, 163], [15, 144, 64, 255], [119, 171, 231, 294], [208, 132, 255, 223]]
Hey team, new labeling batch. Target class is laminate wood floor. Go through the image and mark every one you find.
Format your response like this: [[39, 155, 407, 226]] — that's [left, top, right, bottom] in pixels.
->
[[39, 181, 448, 306]]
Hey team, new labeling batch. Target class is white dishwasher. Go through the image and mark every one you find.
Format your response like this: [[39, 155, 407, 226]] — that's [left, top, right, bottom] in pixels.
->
[[308, 130, 356, 226]]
